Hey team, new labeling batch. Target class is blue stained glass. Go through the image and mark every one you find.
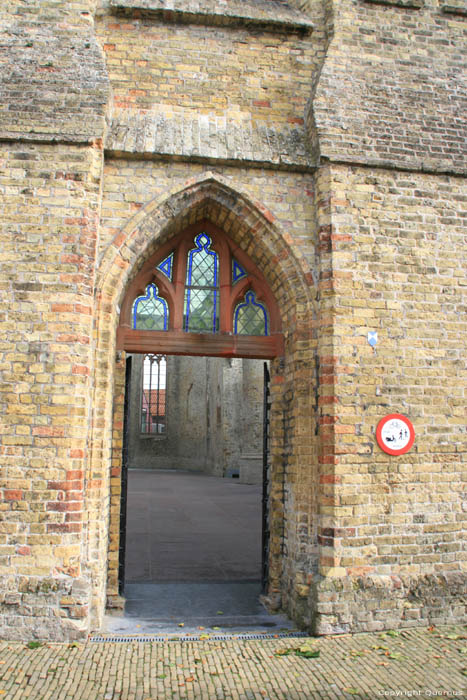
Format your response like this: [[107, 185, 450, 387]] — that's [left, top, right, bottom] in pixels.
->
[[234, 291, 269, 336], [184, 233, 219, 333], [132, 284, 168, 331], [156, 253, 173, 281], [232, 259, 247, 284]]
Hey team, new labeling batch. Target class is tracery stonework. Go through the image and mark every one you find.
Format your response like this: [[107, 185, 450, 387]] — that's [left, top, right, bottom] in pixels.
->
[[0, 0, 465, 641], [118, 222, 283, 358]]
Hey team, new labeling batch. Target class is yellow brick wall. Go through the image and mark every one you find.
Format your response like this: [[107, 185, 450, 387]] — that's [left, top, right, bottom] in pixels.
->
[[0, 0, 465, 640], [312, 163, 466, 633], [96, 12, 317, 124], [0, 141, 105, 639]]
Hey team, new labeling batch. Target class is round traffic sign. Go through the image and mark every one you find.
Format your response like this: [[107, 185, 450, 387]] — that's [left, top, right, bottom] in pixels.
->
[[376, 414, 415, 456]]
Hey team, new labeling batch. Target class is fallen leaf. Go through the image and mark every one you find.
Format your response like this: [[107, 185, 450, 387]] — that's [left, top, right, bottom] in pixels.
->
[[178, 623, 184, 627], [388, 652, 403, 660], [216, 611, 224, 615], [274, 648, 292, 656], [296, 648, 320, 659], [344, 688, 359, 695], [274, 644, 320, 659], [386, 630, 399, 637], [185, 677, 195, 682]]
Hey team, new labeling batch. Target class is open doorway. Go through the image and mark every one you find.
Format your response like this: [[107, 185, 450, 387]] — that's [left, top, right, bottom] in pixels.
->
[[102, 219, 294, 633], [113, 353, 274, 631]]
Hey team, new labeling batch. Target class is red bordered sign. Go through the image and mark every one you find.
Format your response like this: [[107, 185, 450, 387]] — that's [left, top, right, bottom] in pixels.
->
[[376, 414, 415, 456]]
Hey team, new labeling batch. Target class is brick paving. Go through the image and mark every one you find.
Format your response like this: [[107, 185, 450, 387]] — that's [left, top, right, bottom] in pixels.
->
[[0, 625, 465, 699]]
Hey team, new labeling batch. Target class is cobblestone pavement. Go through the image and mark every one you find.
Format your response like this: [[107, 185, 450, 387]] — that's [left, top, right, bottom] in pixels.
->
[[0, 625, 465, 699]]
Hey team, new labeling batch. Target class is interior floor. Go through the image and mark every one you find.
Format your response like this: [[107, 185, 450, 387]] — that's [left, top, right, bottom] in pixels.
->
[[103, 469, 296, 634], [123, 469, 262, 582]]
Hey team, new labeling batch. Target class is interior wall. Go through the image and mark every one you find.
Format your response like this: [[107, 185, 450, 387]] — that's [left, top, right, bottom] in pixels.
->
[[127, 355, 265, 484]]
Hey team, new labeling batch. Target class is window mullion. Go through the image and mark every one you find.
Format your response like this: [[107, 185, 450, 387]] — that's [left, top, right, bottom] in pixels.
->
[[172, 239, 190, 331], [219, 242, 231, 333]]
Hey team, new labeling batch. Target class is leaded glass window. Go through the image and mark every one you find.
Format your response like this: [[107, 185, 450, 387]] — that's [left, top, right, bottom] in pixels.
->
[[232, 259, 247, 284], [234, 291, 269, 336], [141, 354, 166, 435], [127, 227, 279, 342], [132, 284, 168, 331], [157, 253, 174, 281], [183, 233, 219, 333]]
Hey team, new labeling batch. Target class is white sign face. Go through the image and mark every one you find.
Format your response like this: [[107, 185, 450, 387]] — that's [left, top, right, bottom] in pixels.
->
[[380, 418, 411, 451]]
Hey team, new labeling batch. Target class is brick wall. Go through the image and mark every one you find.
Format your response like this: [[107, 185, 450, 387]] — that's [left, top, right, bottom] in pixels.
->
[[309, 0, 467, 174], [0, 0, 465, 640], [0, 1, 108, 142], [0, 142, 104, 639], [312, 163, 466, 632]]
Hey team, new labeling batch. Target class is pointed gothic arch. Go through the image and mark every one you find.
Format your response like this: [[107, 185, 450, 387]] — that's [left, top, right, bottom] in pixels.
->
[[88, 174, 317, 629]]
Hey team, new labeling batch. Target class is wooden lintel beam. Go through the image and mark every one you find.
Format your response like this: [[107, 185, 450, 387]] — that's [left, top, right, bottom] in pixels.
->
[[117, 328, 284, 359]]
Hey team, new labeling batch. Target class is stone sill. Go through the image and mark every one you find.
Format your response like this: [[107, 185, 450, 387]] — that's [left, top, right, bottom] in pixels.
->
[[109, 0, 314, 34], [440, 2, 467, 16], [105, 107, 316, 172], [362, 0, 423, 8], [139, 434, 167, 440]]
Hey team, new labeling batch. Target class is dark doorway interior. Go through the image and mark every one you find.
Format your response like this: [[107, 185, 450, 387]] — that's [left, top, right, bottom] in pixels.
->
[[110, 354, 279, 633]]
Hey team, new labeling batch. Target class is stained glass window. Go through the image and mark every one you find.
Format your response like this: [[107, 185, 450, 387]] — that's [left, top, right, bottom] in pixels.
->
[[132, 284, 168, 330], [184, 233, 219, 333], [141, 354, 166, 435], [157, 253, 173, 281], [234, 291, 269, 336], [232, 259, 247, 284]]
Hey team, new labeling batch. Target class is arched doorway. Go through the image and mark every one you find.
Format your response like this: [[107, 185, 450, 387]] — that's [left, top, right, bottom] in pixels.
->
[[89, 175, 317, 632], [113, 221, 283, 620]]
